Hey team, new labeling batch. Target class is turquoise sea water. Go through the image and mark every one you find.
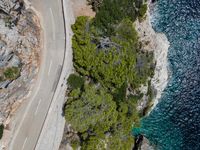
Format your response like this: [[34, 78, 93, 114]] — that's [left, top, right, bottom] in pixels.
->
[[133, 0, 200, 149]]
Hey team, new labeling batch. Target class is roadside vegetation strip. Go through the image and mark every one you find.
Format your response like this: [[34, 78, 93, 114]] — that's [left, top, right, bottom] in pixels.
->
[[64, 0, 154, 149]]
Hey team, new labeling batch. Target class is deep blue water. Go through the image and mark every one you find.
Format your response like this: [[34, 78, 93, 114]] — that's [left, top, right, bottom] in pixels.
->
[[133, 0, 200, 149]]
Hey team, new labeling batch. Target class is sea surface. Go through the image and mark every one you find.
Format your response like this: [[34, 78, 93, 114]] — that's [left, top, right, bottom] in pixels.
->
[[133, 0, 200, 150]]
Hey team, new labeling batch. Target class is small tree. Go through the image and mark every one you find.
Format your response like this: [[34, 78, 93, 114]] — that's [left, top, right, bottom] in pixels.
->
[[67, 74, 85, 90], [65, 85, 118, 133]]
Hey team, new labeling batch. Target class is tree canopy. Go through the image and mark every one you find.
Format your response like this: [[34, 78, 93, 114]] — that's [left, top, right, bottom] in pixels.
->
[[65, 85, 118, 133], [72, 16, 154, 90], [94, 0, 146, 35], [67, 74, 85, 90], [64, 0, 153, 149]]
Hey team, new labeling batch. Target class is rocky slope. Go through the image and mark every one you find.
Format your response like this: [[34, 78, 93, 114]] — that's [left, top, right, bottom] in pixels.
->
[[0, 0, 41, 123]]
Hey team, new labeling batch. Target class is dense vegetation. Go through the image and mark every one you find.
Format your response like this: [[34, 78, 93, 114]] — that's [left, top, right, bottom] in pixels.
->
[[0, 124, 4, 140], [72, 17, 153, 90], [92, 0, 148, 35], [65, 0, 154, 149]]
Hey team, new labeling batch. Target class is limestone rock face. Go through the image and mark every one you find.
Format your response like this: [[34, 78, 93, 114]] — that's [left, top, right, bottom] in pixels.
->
[[0, 0, 41, 123]]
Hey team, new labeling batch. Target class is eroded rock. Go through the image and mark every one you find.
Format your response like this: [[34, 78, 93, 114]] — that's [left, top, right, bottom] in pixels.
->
[[0, 0, 41, 124]]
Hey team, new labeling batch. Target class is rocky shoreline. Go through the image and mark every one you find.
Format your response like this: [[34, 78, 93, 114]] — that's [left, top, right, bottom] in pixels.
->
[[134, 1, 170, 149], [135, 1, 170, 113], [0, 0, 41, 124]]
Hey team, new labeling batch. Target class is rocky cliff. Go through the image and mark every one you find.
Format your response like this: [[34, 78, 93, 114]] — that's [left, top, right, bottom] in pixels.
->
[[0, 0, 41, 123]]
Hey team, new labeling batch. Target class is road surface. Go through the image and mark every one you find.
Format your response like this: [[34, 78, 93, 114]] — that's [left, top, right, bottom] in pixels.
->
[[9, 0, 67, 149]]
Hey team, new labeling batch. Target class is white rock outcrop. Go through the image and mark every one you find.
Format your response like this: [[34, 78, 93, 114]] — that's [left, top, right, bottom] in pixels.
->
[[0, 0, 41, 124], [135, 7, 169, 111]]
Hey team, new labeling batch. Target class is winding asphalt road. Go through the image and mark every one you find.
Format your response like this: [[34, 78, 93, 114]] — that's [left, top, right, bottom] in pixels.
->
[[9, 0, 67, 149]]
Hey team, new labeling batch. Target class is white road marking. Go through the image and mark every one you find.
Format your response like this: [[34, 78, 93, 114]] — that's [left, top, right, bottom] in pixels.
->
[[22, 137, 28, 150], [48, 60, 53, 76], [49, 8, 56, 40], [35, 98, 42, 115]]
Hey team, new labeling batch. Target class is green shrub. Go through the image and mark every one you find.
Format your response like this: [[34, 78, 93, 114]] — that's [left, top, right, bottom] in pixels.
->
[[138, 4, 147, 19], [72, 17, 145, 89], [93, 0, 148, 36], [94, 0, 139, 36], [0, 124, 4, 139], [71, 140, 80, 150], [67, 74, 85, 90], [65, 85, 118, 133], [81, 137, 106, 150], [113, 82, 127, 102], [115, 18, 138, 43], [4, 67, 20, 80]]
